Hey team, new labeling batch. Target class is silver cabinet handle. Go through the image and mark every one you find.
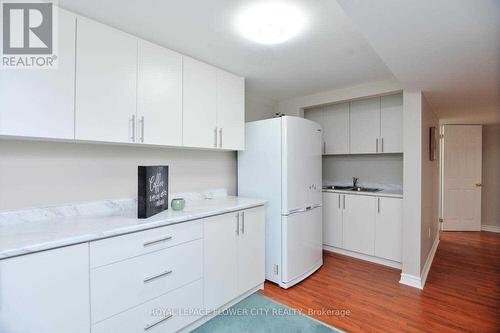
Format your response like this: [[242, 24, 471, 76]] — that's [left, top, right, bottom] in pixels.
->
[[235, 212, 240, 235], [343, 195, 346, 209], [130, 114, 136, 142], [144, 314, 173, 331], [381, 137, 384, 152], [143, 236, 172, 247], [143, 270, 172, 284], [139, 116, 145, 143], [219, 128, 223, 148], [241, 211, 245, 234], [376, 138, 379, 153], [338, 195, 340, 209], [214, 127, 218, 148], [377, 197, 380, 213], [323, 141, 326, 154]]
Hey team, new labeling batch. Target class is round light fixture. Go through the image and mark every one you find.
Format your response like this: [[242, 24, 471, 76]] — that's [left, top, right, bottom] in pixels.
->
[[236, 3, 305, 45]]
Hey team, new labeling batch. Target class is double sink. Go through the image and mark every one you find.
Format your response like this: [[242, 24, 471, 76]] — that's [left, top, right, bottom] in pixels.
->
[[323, 185, 381, 193]]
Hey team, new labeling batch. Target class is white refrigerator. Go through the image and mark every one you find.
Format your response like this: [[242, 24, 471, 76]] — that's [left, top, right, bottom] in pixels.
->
[[238, 116, 323, 289]]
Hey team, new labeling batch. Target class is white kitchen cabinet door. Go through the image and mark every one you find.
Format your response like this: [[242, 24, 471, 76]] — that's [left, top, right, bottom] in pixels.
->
[[236, 207, 265, 295], [349, 97, 380, 154], [304, 108, 325, 154], [75, 17, 137, 143], [375, 197, 402, 262], [380, 94, 403, 153], [203, 212, 238, 310], [0, 9, 76, 139], [137, 40, 182, 146], [323, 192, 343, 248], [183, 57, 217, 148], [342, 194, 376, 255], [0, 244, 90, 333], [323, 103, 350, 154], [217, 70, 245, 150]]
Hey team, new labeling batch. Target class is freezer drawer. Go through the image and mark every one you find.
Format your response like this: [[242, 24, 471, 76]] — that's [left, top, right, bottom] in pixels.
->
[[281, 207, 323, 284]]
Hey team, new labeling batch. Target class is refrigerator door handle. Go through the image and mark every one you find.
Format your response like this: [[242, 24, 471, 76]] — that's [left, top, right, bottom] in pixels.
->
[[283, 208, 307, 216]]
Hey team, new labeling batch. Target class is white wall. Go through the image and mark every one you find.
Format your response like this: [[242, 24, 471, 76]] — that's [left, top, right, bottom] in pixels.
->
[[401, 91, 423, 278], [0, 140, 237, 210], [278, 78, 401, 117], [245, 93, 277, 122], [420, 96, 440, 270], [482, 124, 500, 228], [323, 154, 403, 186]]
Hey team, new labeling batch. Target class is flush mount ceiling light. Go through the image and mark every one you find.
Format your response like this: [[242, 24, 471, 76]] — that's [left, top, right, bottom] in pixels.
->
[[236, 3, 306, 45]]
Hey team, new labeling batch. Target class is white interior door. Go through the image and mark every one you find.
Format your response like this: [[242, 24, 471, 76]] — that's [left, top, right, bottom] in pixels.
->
[[443, 125, 482, 231]]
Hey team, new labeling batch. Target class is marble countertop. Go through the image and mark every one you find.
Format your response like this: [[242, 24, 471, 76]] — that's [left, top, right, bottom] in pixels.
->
[[0, 195, 266, 260], [323, 189, 403, 198]]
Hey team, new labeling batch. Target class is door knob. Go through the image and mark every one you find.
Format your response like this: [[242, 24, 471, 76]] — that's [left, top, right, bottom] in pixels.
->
[[475, 183, 482, 187]]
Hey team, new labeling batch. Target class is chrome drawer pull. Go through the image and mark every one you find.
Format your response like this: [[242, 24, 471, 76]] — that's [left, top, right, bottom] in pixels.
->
[[143, 270, 173, 284], [143, 236, 172, 247], [144, 314, 173, 331]]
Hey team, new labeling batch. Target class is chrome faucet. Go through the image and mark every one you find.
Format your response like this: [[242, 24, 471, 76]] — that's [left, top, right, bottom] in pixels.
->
[[352, 177, 359, 188]]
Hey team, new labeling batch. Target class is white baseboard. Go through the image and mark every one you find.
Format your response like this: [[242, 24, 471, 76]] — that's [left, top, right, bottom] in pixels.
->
[[399, 273, 422, 289], [323, 245, 402, 269], [399, 233, 440, 290], [482, 224, 500, 233], [420, 235, 440, 287]]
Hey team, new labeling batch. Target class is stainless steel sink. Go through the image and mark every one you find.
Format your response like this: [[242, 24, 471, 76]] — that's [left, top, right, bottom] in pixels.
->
[[351, 187, 381, 192]]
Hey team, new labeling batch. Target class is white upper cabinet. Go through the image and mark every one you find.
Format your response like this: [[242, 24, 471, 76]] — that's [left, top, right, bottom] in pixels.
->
[[380, 94, 403, 153], [349, 97, 380, 154], [323, 102, 350, 155], [0, 9, 76, 139], [137, 40, 182, 146], [75, 17, 137, 143], [182, 57, 217, 148], [216, 70, 245, 150]]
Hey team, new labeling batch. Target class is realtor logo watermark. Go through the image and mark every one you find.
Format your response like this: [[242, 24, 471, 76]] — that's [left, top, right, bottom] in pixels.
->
[[1, 0, 58, 68]]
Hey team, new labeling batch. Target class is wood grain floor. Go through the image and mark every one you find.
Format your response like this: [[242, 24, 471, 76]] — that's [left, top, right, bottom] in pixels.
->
[[260, 232, 500, 333]]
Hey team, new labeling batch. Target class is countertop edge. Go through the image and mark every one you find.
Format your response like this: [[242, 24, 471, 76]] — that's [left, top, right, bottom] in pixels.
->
[[0, 200, 266, 261], [322, 189, 403, 198]]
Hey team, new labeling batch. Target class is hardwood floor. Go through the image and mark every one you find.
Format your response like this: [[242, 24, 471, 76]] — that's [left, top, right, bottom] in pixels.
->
[[260, 232, 500, 333]]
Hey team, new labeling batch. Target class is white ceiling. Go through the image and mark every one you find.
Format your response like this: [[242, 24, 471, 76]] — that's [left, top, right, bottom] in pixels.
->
[[336, 0, 500, 124], [58, 0, 394, 102]]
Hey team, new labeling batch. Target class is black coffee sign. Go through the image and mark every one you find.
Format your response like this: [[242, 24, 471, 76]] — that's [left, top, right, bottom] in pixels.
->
[[138, 166, 168, 219]]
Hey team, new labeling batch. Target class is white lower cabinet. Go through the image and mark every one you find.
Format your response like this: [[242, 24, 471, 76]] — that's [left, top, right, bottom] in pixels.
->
[[0, 244, 90, 333], [323, 192, 343, 248], [92, 279, 203, 333], [375, 197, 402, 262], [323, 192, 402, 263], [91, 239, 203, 323], [0, 206, 265, 333], [342, 194, 376, 255], [204, 206, 265, 310]]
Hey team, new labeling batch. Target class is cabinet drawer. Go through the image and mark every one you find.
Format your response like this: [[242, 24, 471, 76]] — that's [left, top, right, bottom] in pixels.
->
[[90, 220, 202, 268], [91, 239, 202, 323], [92, 279, 203, 333]]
